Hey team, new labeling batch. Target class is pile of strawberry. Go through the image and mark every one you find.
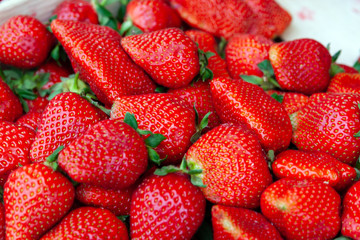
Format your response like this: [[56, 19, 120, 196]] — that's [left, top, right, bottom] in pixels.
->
[[0, 0, 360, 239]]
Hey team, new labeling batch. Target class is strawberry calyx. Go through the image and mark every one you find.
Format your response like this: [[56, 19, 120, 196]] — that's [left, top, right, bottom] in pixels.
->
[[154, 155, 206, 188], [190, 104, 211, 143], [270, 93, 284, 103], [267, 150, 275, 170], [119, 19, 143, 36], [354, 59, 360, 73], [329, 49, 345, 77], [197, 47, 215, 82], [218, 37, 227, 59], [92, 0, 121, 32], [123, 112, 166, 165], [50, 43, 68, 66], [43, 145, 65, 171], [240, 60, 281, 90]]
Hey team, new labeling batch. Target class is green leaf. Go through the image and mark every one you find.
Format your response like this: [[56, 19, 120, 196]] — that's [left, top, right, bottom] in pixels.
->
[[190, 175, 206, 188], [330, 63, 345, 77], [205, 51, 216, 59], [267, 150, 275, 162], [155, 86, 167, 93], [46, 145, 65, 163], [218, 37, 227, 59], [332, 50, 341, 63], [125, 25, 143, 36], [257, 60, 274, 77], [48, 15, 57, 23], [240, 75, 263, 85], [201, 68, 214, 81], [354, 60, 360, 72], [117, 215, 129, 222], [116, 0, 130, 22], [123, 112, 138, 130], [119, 19, 133, 35], [15, 89, 37, 100], [19, 97, 29, 113], [136, 129, 153, 136], [145, 134, 166, 148], [271, 93, 284, 103], [354, 130, 360, 138], [199, 112, 211, 130], [147, 147, 165, 165], [193, 103, 199, 125], [51, 44, 60, 61], [333, 236, 352, 240], [188, 169, 203, 175], [154, 165, 180, 176], [190, 131, 202, 144]]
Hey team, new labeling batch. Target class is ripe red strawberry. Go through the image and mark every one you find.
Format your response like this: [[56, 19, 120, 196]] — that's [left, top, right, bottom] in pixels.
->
[[25, 96, 49, 113], [269, 38, 332, 95], [52, 0, 99, 24], [293, 93, 360, 165], [35, 60, 72, 90], [0, 78, 23, 122], [130, 172, 205, 239], [170, 0, 255, 39], [342, 181, 360, 239], [4, 163, 75, 239], [186, 123, 272, 208], [15, 110, 42, 132], [261, 178, 341, 240], [334, 63, 359, 74], [0, 203, 4, 240], [266, 90, 309, 115], [327, 73, 360, 94], [245, 0, 292, 39], [76, 184, 134, 216], [0, 121, 35, 186], [185, 30, 230, 78], [226, 33, 273, 78], [121, 28, 199, 88], [272, 150, 356, 191], [111, 93, 196, 164], [30, 92, 107, 163], [212, 205, 282, 240], [0, 15, 54, 68], [51, 19, 156, 107], [126, 0, 181, 32], [210, 77, 292, 153], [168, 81, 221, 131], [41, 207, 129, 239], [58, 118, 148, 190]]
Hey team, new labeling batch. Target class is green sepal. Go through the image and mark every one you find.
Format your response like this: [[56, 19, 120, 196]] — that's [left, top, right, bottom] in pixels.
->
[[155, 86, 168, 93], [82, 93, 111, 116], [354, 130, 360, 138], [240, 75, 263, 85], [123, 112, 138, 130], [271, 93, 284, 103], [116, 0, 131, 22], [51, 44, 60, 62], [191, 104, 212, 143], [147, 147, 166, 166], [0, 186, 3, 204], [258, 60, 274, 78], [44, 145, 65, 171], [190, 175, 206, 188], [154, 165, 180, 176], [117, 215, 129, 222], [197, 48, 215, 82], [145, 134, 166, 148], [333, 236, 352, 240], [119, 19, 143, 36], [330, 63, 345, 77], [218, 37, 227, 59], [354, 60, 360, 72], [331, 50, 342, 63], [46, 15, 57, 32], [93, 0, 119, 31]]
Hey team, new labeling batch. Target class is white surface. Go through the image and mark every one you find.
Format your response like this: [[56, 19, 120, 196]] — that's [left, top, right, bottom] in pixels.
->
[[278, 0, 360, 65]]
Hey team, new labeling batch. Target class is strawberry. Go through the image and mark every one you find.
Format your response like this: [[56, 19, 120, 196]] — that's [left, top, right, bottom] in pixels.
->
[[327, 73, 360, 94], [35, 60, 72, 90], [51, 19, 156, 107], [0, 15, 54, 69], [342, 181, 360, 239], [111, 93, 196, 164], [210, 77, 292, 153], [245, 0, 292, 39], [225, 33, 272, 78], [121, 28, 200, 89], [15, 110, 43, 132], [168, 81, 221, 132], [266, 90, 309, 115], [76, 184, 134, 216], [30, 92, 107, 163], [25, 96, 49, 113], [212, 205, 282, 240], [130, 172, 205, 239], [0, 203, 4, 240], [170, 0, 255, 39], [186, 123, 272, 208], [52, 0, 99, 24], [58, 118, 148, 190], [269, 38, 332, 95], [4, 163, 75, 239], [185, 30, 230, 78], [126, 0, 181, 32], [261, 178, 341, 240], [272, 150, 356, 191], [293, 93, 360, 165], [41, 207, 129, 239], [0, 121, 35, 186], [0, 78, 23, 122], [334, 63, 359, 74]]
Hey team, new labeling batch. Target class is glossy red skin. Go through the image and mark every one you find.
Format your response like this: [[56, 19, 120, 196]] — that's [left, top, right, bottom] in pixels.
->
[[41, 207, 129, 240], [226, 33, 272, 78], [269, 38, 332, 95], [170, 0, 255, 39], [210, 77, 292, 153], [185, 30, 230, 78], [58, 119, 148, 190], [335, 64, 359, 74], [35, 61, 72, 90], [127, 0, 181, 32], [168, 81, 221, 131], [293, 93, 360, 165], [0, 204, 4, 240], [25, 96, 49, 113], [76, 184, 133, 216], [15, 111, 42, 132], [273, 150, 356, 191], [4, 163, 75, 239], [0, 121, 35, 185], [0, 78, 22, 122], [266, 90, 309, 115], [342, 181, 360, 239], [111, 93, 196, 165], [212, 205, 283, 240], [121, 28, 199, 89], [53, 0, 99, 24], [327, 73, 360, 94], [51, 19, 156, 107], [130, 172, 205, 240], [186, 123, 272, 208], [30, 92, 107, 163], [261, 178, 341, 240], [245, 0, 292, 39], [0, 15, 54, 68]]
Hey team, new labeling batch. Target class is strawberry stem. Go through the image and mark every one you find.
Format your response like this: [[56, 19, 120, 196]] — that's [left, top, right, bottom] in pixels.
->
[[191, 104, 211, 143], [43, 145, 65, 171]]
